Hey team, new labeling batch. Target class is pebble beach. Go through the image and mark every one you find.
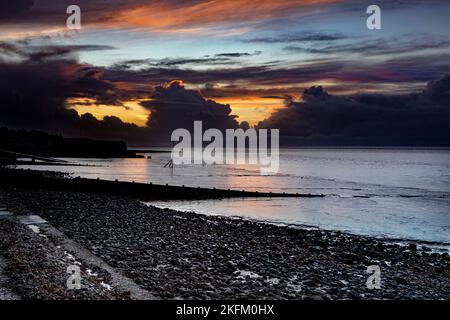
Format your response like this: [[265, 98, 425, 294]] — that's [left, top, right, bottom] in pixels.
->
[[0, 181, 449, 300]]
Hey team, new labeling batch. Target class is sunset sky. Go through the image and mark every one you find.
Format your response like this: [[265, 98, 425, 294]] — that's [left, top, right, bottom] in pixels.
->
[[1, 0, 450, 145]]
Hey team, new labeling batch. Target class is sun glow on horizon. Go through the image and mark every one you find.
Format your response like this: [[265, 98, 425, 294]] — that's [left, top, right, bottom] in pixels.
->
[[67, 98, 150, 127], [67, 95, 285, 127], [215, 97, 285, 125]]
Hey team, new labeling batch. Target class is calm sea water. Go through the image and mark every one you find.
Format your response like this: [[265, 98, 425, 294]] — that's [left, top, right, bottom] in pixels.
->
[[18, 148, 450, 248]]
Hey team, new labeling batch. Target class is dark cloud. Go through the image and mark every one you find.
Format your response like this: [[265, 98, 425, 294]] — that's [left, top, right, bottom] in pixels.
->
[[114, 51, 261, 69], [258, 76, 450, 146], [380, 54, 450, 82], [0, 1, 117, 24], [108, 52, 450, 91], [2, 44, 450, 146], [346, 0, 447, 11], [117, 57, 236, 69], [0, 46, 242, 146], [284, 36, 450, 56], [2, 36, 450, 147], [141, 80, 240, 143], [108, 62, 347, 87], [0, 46, 146, 143], [425, 74, 450, 101], [99, 52, 450, 112], [0, 42, 22, 56], [0, 42, 117, 62], [244, 31, 350, 44], [26, 45, 117, 62], [214, 51, 262, 58], [0, 1, 35, 19]]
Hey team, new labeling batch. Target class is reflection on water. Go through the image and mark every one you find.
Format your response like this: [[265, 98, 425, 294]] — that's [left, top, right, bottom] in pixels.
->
[[149, 196, 450, 246], [18, 148, 450, 246]]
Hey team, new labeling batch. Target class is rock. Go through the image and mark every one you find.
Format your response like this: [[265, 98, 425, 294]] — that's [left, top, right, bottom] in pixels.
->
[[342, 252, 364, 263], [236, 262, 250, 269], [394, 276, 408, 285], [308, 246, 323, 253]]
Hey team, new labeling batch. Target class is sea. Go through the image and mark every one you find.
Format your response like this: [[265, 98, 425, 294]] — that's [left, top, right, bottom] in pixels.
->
[[17, 148, 450, 250]]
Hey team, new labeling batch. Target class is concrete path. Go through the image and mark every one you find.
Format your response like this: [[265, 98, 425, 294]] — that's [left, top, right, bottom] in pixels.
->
[[0, 203, 155, 300], [40, 223, 156, 300], [0, 204, 19, 300], [0, 255, 20, 300]]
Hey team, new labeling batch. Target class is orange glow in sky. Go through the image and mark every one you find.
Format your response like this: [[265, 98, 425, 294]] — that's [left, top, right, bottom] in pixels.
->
[[67, 98, 150, 127], [68, 96, 283, 127], [215, 97, 285, 125]]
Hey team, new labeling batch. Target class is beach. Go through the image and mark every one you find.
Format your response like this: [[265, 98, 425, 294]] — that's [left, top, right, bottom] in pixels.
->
[[0, 171, 449, 300]]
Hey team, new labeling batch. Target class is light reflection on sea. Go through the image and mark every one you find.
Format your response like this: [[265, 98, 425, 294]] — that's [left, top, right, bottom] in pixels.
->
[[18, 148, 450, 248]]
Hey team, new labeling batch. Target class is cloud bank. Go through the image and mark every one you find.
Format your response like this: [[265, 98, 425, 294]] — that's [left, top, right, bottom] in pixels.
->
[[258, 76, 450, 146], [1, 40, 450, 146], [0, 44, 241, 146]]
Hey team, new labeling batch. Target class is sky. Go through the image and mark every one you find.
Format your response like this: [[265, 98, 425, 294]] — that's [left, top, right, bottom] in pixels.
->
[[0, 0, 449, 146]]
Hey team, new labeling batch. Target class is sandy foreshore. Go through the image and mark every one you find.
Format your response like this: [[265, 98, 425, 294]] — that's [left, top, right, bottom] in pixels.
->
[[0, 179, 449, 300]]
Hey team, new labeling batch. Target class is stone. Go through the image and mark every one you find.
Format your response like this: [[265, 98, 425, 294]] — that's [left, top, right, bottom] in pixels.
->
[[395, 276, 408, 285], [0, 211, 13, 217], [19, 215, 47, 225]]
